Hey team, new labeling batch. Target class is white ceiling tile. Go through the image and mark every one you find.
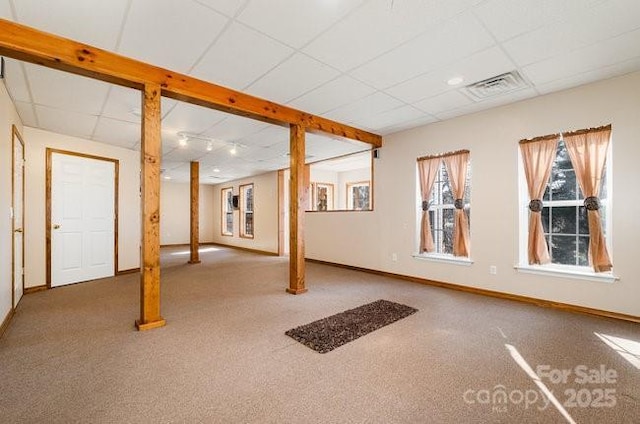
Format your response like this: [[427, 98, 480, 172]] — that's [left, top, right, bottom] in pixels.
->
[[161, 161, 187, 171], [92, 117, 140, 148], [25, 64, 110, 115], [351, 13, 494, 89], [3, 59, 31, 103], [350, 105, 426, 131], [201, 157, 258, 178], [162, 146, 209, 163], [504, 0, 640, 67], [100, 85, 142, 123], [35, 105, 98, 139], [190, 23, 293, 91], [536, 57, 640, 95], [433, 88, 537, 120], [118, 0, 228, 73], [202, 114, 270, 141], [159, 130, 226, 154], [413, 90, 474, 115], [384, 72, 451, 105], [101, 86, 177, 123], [241, 143, 287, 162], [303, 0, 483, 71], [246, 53, 339, 103], [377, 115, 440, 136], [162, 102, 228, 134], [386, 46, 516, 103], [0, 0, 12, 19], [523, 28, 640, 85], [237, 0, 364, 48], [312, 151, 371, 173], [238, 126, 289, 148], [324, 92, 404, 123], [306, 134, 370, 162], [161, 133, 187, 154], [474, 0, 606, 42], [193, 0, 245, 17], [13, 0, 129, 50], [14, 101, 38, 127], [288, 75, 376, 115]]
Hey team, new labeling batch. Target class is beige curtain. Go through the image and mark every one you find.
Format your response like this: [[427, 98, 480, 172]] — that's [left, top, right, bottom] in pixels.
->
[[443, 151, 471, 257], [520, 136, 558, 265], [417, 157, 441, 253], [563, 125, 612, 272]]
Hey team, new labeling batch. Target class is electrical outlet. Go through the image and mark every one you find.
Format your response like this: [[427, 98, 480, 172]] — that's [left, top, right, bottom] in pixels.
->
[[391, 253, 398, 262], [490, 265, 497, 275]]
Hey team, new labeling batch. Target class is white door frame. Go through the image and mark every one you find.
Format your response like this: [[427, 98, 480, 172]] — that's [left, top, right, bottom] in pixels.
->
[[11, 125, 25, 308], [46, 148, 119, 288]]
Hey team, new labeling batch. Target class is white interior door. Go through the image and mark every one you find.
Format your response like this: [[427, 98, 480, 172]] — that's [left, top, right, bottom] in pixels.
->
[[51, 153, 115, 287], [12, 130, 24, 307]]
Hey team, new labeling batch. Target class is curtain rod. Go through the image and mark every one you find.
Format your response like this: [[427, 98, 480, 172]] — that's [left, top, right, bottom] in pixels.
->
[[519, 124, 611, 145], [417, 149, 469, 162]]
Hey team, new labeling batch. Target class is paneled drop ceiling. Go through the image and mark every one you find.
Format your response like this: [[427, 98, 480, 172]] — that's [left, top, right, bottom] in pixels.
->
[[2, 0, 640, 183]]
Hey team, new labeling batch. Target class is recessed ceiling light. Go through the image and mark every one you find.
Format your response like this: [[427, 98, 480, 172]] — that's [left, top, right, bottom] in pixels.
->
[[164, 175, 172, 180], [447, 76, 464, 86], [178, 136, 188, 147], [206, 141, 213, 151], [213, 168, 220, 173], [229, 144, 237, 155]]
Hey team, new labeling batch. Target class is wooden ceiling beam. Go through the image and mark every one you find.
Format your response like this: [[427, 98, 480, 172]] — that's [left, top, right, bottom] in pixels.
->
[[0, 19, 382, 148]]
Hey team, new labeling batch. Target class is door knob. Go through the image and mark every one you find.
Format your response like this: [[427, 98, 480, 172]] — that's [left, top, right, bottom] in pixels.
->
[[53, 224, 61, 229], [14, 228, 23, 233]]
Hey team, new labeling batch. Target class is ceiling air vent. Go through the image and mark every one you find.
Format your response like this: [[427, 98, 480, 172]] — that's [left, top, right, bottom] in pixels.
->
[[463, 71, 528, 100]]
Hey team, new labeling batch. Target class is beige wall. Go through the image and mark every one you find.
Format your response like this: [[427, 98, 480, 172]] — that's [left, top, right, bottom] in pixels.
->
[[306, 71, 640, 317], [24, 127, 141, 287], [0, 81, 24, 324], [160, 181, 215, 245], [212, 172, 279, 254]]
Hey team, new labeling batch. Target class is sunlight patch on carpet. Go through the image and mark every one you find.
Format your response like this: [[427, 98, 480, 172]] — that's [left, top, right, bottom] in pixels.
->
[[285, 299, 418, 353]]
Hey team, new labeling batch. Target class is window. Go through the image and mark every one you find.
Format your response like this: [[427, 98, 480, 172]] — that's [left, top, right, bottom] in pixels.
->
[[417, 150, 471, 258], [240, 183, 254, 238], [346, 181, 370, 211], [541, 139, 600, 266], [519, 125, 612, 273], [312, 183, 334, 211], [221, 187, 233, 236], [427, 162, 471, 255]]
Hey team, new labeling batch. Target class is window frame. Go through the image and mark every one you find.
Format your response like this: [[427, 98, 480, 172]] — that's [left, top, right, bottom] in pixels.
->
[[221, 187, 233, 237], [516, 135, 616, 281], [239, 183, 254, 239]]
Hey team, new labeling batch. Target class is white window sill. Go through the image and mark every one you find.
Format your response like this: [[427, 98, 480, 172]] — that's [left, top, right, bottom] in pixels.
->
[[515, 264, 619, 283], [412, 253, 473, 266]]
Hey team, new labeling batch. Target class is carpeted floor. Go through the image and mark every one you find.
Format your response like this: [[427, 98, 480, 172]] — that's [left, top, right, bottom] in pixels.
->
[[0, 246, 638, 423]]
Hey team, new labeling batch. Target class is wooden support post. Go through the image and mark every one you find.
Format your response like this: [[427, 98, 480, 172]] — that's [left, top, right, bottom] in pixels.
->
[[189, 161, 201, 264], [136, 83, 166, 331], [287, 124, 307, 295], [277, 169, 285, 257]]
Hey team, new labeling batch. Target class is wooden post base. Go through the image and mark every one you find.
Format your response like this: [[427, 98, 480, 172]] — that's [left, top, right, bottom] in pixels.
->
[[187, 260, 201, 264], [286, 288, 308, 295], [135, 318, 166, 331]]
